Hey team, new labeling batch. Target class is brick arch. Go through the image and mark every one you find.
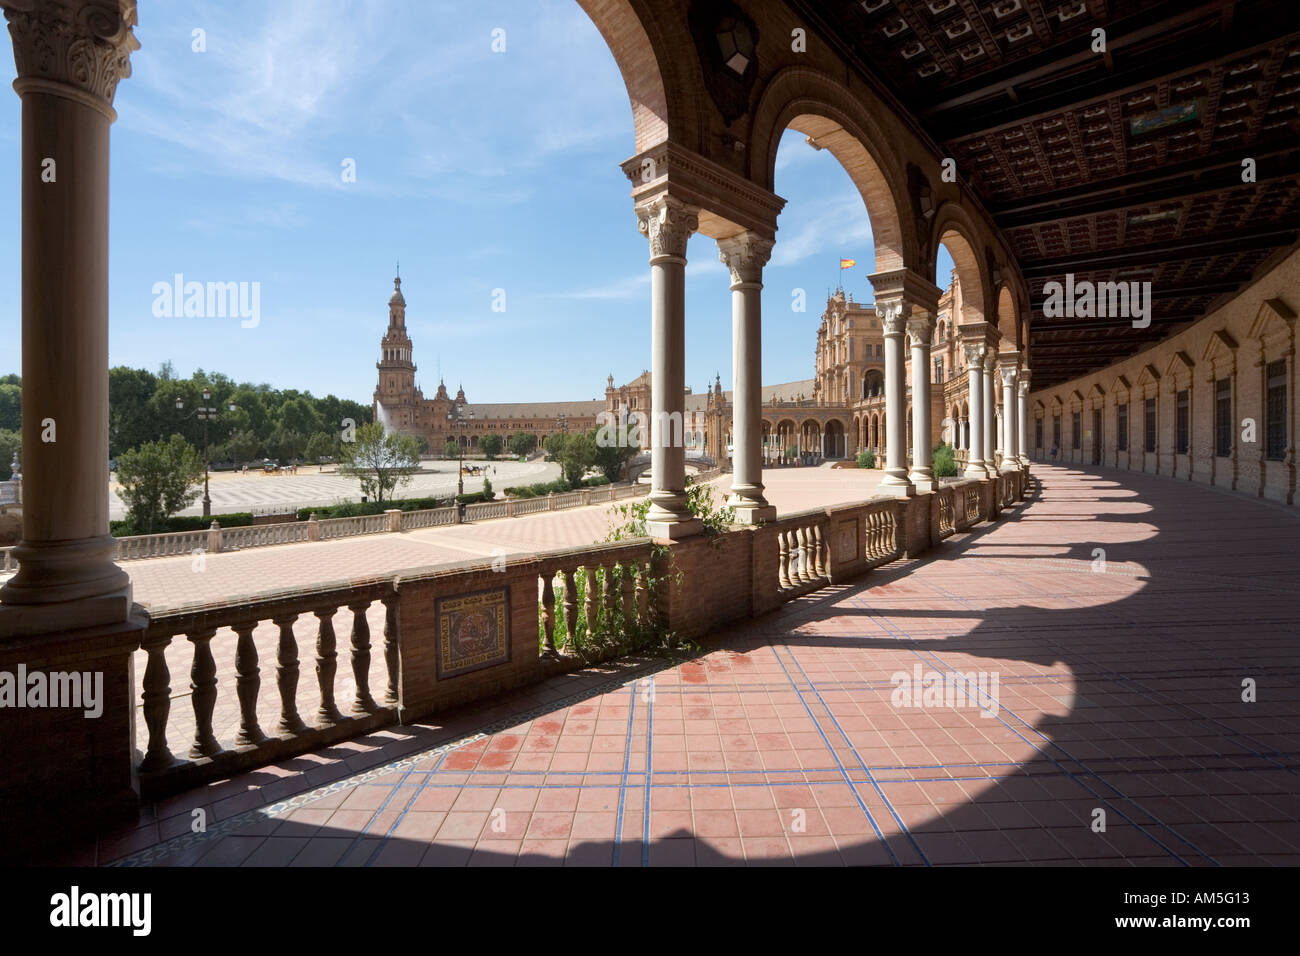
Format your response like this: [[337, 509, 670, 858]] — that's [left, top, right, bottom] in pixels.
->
[[575, 0, 681, 153], [933, 211, 989, 327], [748, 67, 912, 273], [995, 283, 1019, 352]]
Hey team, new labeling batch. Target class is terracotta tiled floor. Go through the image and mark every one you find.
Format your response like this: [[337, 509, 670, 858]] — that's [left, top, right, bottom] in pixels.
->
[[76, 464, 1300, 866]]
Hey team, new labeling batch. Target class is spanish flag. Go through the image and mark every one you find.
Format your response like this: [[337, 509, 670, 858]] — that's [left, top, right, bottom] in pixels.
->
[[840, 258, 856, 270]]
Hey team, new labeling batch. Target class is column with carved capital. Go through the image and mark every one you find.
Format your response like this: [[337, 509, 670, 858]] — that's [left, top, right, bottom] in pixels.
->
[[717, 232, 776, 523], [983, 351, 999, 475], [0, 0, 147, 855], [0, 0, 139, 634], [637, 195, 702, 539], [907, 312, 936, 493], [1017, 370, 1032, 466], [878, 300, 913, 495], [999, 356, 1019, 467], [963, 343, 988, 478]]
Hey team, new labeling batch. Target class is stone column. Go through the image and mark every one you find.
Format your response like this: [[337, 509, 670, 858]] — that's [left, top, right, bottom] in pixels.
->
[[983, 351, 999, 475], [1018, 370, 1032, 466], [963, 344, 988, 478], [907, 313, 936, 493], [878, 300, 914, 496], [717, 233, 776, 523], [638, 195, 702, 539], [999, 359, 1019, 467], [0, 0, 138, 635]]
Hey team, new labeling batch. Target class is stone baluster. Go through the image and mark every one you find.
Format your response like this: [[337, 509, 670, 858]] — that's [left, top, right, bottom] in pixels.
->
[[813, 524, 826, 578], [139, 631, 174, 772], [273, 613, 307, 734], [602, 566, 617, 634], [382, 593, 400, 706], [778, 530, 791, 589], [635, 565, 649, 627], [232, 621, 264, 746], [187, 628, 221, 758], [349, 599, 377, 714], [621, 565, 636, 627], [314, 608, 341, 725], [562, 569, 578, 652], [540, 573, 557, 656], [584, 565, 600, 645]]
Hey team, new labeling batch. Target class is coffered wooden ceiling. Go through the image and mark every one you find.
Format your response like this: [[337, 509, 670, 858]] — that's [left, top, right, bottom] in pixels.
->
[[784, 0, 1300, 388]]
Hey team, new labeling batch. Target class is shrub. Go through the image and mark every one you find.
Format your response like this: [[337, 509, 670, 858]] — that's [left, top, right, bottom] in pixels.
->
[[582, 475, 610, 487], [857, 449, 876, 469], [933, 442, 959, 478], [111, 511, 255, 536]]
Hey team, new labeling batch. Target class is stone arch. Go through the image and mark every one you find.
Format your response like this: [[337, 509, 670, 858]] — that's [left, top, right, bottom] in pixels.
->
[[862, 368, 884, 399], [749, 67, 912, 273], [575, 0, 677, 153], [932, 205, 990, 328], [824, 418, 847, 458], [995, 283, 1019, 352]]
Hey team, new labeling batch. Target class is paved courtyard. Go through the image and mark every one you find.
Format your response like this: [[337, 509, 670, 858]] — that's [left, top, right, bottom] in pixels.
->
[[74, 463, 1300, 866], [95, 464, 886, 613], [106, 459, 564, 521]]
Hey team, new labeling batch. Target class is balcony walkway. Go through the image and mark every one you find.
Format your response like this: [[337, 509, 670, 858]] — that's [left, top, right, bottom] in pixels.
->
[[73, 464, 1299, 866]]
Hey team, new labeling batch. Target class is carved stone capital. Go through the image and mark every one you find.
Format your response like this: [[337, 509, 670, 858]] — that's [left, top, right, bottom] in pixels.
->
[[983, 351, 998, 372], [963, 342, 986, 367], [876, 298, 910, 336], [4, 0, 139, 117], [1018, 371, 1032, 395], [905, 314, 934, 346], [999, 365, 1019, 387], [636, 195, 698, 262], [716, 232, 773, 286]]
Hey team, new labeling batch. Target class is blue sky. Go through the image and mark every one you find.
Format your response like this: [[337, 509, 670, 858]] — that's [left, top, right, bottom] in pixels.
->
[[0, 0, 953, 404]]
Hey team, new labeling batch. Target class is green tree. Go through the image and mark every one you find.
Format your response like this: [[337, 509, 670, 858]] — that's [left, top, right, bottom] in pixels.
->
[[0, 429, 19, 480], [340, 421, 422, 503], [558, 431, 597, 486], [115, 434, 205, 534], [544, 431, 568, 461], [593, 425, 637, 482], [305, 431, 336, 463], [108, 366, 157, 457], [480, 432, 504, 459], [267, 426, 306, 462], [508, 432, 536, 458], [280, 397, 324, 438], [443, 438, 460, 460], [0, 382, 21, 432], [224, 429, 262, 465]]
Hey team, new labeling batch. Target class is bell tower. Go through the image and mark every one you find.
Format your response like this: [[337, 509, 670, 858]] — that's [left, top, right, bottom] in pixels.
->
[[374, 271, 420, 429]]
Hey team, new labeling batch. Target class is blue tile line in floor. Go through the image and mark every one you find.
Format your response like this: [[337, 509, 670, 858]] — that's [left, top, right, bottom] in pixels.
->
[[858, 590, 1209, 867], [611, 682, 638, 867], [775, 643, 931, 867], [767, 643, 905, 866]]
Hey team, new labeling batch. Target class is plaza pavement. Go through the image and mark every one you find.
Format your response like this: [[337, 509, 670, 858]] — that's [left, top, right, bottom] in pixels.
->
[[118, 464, 888, 614], [106, 459, 564, 521], [74, 463, 1300, 866]]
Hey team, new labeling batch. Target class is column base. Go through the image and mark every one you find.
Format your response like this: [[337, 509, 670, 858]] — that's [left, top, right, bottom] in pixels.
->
[[729, 501, 777, 525], [0, 608, 147, 863], [646, 516, 704, 540], [963, 462, 989, 479], [908, 474, 937, 494], [878, 472, 915, 497]]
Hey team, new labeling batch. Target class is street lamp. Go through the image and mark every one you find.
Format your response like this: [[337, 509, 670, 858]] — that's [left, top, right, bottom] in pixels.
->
[[176, 388, 236, 517], [447, 407, 475, 496]]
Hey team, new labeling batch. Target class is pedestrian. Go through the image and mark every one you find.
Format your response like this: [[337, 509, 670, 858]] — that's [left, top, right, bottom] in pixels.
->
[[1050, 444, 1058, 462]]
